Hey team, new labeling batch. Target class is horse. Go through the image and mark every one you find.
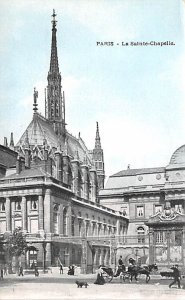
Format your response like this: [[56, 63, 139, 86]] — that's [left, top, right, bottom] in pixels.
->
[[128, 263, 158, 283]]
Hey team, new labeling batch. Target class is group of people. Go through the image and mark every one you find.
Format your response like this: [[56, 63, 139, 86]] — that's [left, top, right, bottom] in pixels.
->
[[59, 263, 75, 275]]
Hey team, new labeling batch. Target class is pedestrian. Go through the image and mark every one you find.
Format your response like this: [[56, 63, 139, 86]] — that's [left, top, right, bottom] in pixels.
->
[[4, 265, 7, 275], [18, 266, 24, 276], [169, 264, 181, 289], [94, 265, 105, 285], [59, 263, 63, 274], [34, 266, 39, 277], [118, 255, 123, 266], [0, 268, 4, 280]]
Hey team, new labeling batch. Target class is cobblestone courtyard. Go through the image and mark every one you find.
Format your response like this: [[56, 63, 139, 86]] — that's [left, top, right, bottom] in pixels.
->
[[0, 272, 185, 300]]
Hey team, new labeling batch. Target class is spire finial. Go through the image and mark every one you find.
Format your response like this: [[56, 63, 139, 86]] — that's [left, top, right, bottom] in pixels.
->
[[52, 9, 57, 28], [33, 87, 38, 113]]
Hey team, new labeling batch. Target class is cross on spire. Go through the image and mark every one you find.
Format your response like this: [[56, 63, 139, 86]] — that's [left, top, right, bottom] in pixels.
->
[[51, 9, 57, 28]]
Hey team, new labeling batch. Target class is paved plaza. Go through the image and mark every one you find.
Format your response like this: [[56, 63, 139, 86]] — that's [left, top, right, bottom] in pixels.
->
[[0, 272, 185, 300]]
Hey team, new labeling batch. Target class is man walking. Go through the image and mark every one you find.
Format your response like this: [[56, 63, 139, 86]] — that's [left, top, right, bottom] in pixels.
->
[[18, 266, 24, 276], [169, 264, 181, 289], [59, 263, 63, 274], [0, 268, 3, 280]]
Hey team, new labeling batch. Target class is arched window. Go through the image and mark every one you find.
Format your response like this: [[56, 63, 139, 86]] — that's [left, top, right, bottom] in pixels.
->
[[137, 226, 145, 244], [53, 204, 59, 234]]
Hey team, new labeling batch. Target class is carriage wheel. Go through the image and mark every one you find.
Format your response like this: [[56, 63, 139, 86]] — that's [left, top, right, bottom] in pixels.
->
[[102, 272, 113, 283], [146, 275, 150, 283]]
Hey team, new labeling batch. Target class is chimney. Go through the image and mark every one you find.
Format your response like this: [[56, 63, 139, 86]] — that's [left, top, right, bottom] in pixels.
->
[[25, 149, 30, 168], [4, 137, 8, 147], [20, 157, 25, 171], [16, 156, 21, 174], [9, 132, 14, 150]]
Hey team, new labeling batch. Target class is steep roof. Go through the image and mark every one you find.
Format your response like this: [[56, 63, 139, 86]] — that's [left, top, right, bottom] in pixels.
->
[[16, 113, 92, 164], [17, 113, 59, 149]]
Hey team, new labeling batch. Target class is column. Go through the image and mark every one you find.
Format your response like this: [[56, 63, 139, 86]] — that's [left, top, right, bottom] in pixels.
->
[[5, 197, 11, 231], [45, 242, 51, 268], [44, 189, 51, 233], [182, 226, 185, 268], [38, 195, 44, 231], [116, 219, 120, 243], [22, 196, 27, 231], [149, 229, 154, 264], [81, 238, 87, 273]]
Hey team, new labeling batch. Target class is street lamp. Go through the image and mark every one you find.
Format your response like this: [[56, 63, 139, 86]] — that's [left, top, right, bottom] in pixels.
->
[[135, 248, 138, 264], [42, 236, 47, 273]]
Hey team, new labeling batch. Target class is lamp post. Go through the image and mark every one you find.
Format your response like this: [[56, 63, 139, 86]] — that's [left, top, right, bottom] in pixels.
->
[[135, 248, 138, 264], [42, 235, 47, 273]]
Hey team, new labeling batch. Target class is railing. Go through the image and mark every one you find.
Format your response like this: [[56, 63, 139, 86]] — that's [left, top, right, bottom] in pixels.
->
[[24, 233, 149, 247]]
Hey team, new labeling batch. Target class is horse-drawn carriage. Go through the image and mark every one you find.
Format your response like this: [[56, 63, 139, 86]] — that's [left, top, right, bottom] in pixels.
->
[[101, 259, 158, 283]]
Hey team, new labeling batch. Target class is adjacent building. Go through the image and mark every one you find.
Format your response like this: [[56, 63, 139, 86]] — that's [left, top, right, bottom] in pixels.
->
[[99, 147, 185, 269]]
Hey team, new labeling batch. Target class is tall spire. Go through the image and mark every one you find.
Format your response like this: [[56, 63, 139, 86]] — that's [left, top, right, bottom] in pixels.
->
[[49, 9, 59, 74], [46, 10, 66, 140], [95, 122, 101, 149]]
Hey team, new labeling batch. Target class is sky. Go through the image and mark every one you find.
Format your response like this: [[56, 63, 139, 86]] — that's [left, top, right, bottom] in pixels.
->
[[0, 0, 185, 180]]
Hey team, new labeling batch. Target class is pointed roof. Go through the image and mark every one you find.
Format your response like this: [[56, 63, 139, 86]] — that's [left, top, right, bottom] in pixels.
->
[[17, 113, 59, 149], [16, 113, 93, 164], [95, 122, 101, 149], [49, 9, 59, 74]]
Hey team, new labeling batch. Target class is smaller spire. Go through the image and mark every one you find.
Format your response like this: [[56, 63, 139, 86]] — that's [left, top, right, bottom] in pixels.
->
[[33, 87, 38, 113], [24, 130, 30, 149], [95, 121, 101, 149], [9, 132, 14, 149]]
